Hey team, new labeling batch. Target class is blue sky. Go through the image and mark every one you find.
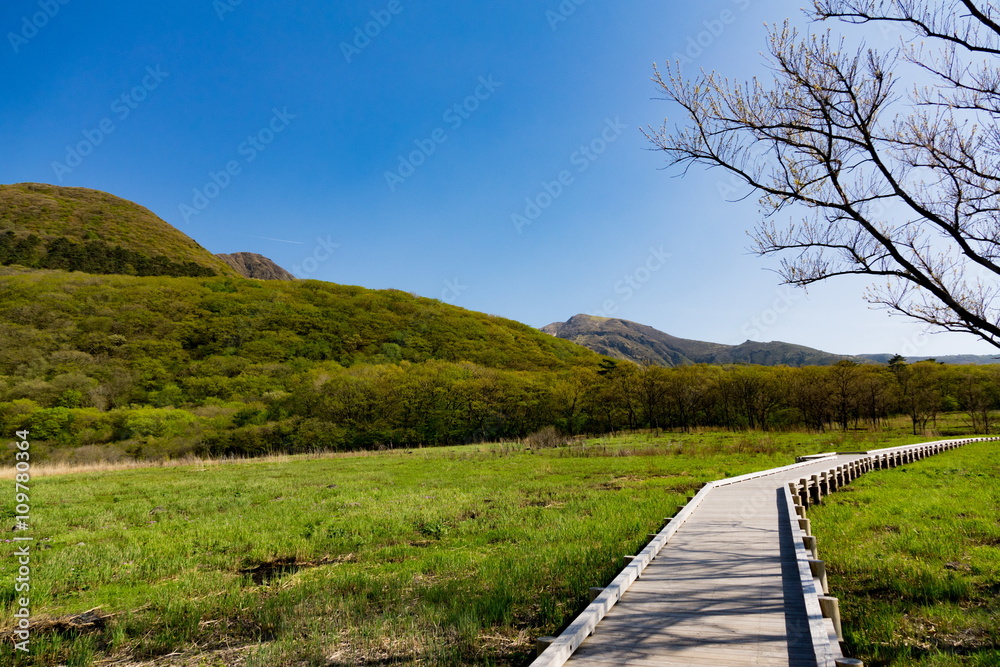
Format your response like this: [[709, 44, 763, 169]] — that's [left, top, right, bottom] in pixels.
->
[[2, 0, 995, 357]]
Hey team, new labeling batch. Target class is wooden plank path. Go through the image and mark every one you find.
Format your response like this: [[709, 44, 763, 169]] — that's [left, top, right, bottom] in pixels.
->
[[532, 438, 995, 667]]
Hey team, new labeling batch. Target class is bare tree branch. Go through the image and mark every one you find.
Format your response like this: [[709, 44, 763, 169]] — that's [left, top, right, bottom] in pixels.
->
[[648, 2, 1000, 348]]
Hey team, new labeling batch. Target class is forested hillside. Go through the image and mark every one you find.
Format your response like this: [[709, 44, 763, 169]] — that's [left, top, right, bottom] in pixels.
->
[[1, 185, 998, 463], [0, 267, 604, 458], [2, 265, 997, 462], [0, 183, 236, 277]]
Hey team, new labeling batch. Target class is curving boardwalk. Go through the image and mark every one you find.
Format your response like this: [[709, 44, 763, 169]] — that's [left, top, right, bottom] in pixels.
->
[[533, 439, 993, 667]]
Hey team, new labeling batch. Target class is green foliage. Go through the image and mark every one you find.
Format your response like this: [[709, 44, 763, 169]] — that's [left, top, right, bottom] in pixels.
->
[[0, 182, 236, 276], [57, 389, 84, 408], [26, 406, 75, 442], [0, 267, 607, 456], [0, 231, 218, 277], [1, 261, 999, 460], [119, 407, 196, 439]]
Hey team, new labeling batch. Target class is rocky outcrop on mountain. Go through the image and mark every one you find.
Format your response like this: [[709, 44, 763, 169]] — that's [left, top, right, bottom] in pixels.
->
[[216, 252, 295, 280]]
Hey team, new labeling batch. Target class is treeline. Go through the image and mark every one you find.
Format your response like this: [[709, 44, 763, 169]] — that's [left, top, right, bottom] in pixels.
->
[[212, 357, 1000, 454], [5, 356, 999, 460], [0, 232, 218, 277], [571, 358, 1000, 436]]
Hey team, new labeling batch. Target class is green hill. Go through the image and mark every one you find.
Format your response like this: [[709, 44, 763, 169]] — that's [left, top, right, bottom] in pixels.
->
[[0, 266, 602, 456], [0, 184, 610, 457], [0, 182, 237, 277], [542, 314, 859, 367], [0, 267, 598, 375]]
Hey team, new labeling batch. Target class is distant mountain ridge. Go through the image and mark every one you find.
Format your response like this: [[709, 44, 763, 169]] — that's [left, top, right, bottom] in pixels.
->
[[543, 314, 1000, 366], [542, 314, 861, 367], [217, 252, 295, 280]]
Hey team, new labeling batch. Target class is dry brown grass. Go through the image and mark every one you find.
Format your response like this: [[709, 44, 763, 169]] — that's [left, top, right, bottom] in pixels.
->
[[0, 449, 386, 478], [94, 644, 261, 667]]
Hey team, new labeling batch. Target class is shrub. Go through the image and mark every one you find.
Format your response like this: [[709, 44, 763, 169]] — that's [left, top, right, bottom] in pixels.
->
[[523, 425, 570, 450], [120, 407, 197, 439], [27, 407, 75, 442]]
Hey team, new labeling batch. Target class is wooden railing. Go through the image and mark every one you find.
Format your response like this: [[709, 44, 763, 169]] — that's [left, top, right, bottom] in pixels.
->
[[785, 437, 999, 667], [531, 436, 999, 667]]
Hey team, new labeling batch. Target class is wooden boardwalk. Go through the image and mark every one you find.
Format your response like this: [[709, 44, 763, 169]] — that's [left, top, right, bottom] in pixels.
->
[[532, 439, 989, 667]]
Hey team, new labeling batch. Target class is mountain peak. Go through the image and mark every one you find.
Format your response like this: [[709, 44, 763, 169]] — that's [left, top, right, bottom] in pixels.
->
[[216, 252, 295, 280]]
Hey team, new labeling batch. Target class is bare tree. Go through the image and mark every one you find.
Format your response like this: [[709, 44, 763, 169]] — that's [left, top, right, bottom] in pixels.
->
[[648, 0, 1000, 348]]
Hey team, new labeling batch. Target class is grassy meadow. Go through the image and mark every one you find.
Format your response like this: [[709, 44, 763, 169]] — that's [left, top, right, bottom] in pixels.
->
[[809, 439, 1000, 667], [0, 422, 990, 666]]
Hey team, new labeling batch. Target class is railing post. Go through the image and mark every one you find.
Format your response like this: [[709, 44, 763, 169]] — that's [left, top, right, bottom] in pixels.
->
[[818, 596, 843, 641], [802, 534, 819, 559], [808, 558, 828, 594]]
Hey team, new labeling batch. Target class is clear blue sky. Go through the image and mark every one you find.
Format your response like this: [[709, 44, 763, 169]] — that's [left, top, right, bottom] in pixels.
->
[[2, 0, 994, 357]]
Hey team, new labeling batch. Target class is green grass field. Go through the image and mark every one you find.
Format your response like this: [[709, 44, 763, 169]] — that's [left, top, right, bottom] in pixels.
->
[[809, 440, 1000, 666], [0, 423, 990, 666]]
